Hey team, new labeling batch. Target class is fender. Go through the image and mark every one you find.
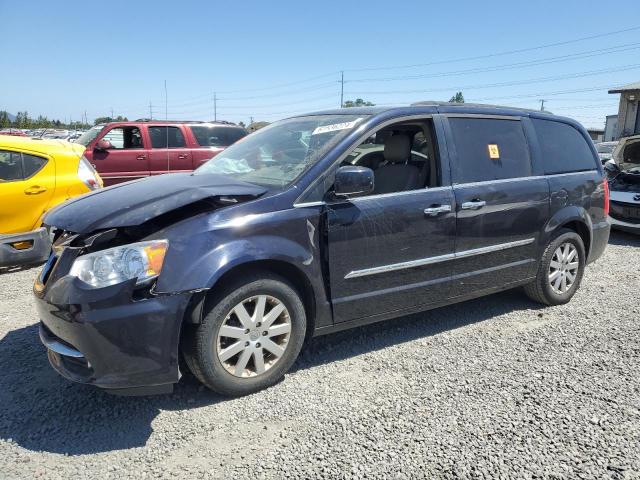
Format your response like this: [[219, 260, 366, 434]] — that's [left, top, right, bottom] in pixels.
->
[[542, 205, 593, 256], [152, 207, 333, 328]]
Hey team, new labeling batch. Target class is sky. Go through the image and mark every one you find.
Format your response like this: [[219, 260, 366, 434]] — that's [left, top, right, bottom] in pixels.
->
[[1, 0, 639, 128]]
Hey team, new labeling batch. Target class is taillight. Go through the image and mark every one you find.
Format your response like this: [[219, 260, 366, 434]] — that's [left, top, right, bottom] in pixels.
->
[[603, 177, 610, 217], [77, 155, 102, 190]]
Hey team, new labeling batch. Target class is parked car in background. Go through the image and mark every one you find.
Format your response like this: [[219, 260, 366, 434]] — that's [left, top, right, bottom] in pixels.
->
[[595, 141, 618, 164], [0, 135, 102, 268], [0, 128, 28, 137], [606, 134, 640, 233], [34, 103, 609, 397], [75, 120, 248, 186]]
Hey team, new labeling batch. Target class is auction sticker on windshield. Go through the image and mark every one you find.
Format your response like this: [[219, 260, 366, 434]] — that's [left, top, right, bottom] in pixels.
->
[[312, 118, 362, 135]]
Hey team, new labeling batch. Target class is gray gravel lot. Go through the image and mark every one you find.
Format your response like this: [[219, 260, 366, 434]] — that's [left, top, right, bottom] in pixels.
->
[[0, 231, 639, 479]]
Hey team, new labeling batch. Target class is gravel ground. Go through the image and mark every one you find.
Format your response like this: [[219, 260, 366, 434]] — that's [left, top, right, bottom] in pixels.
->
[[0, 231, 639, 479]]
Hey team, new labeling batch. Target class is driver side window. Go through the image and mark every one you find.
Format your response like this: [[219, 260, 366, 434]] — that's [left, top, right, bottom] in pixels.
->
[[102, 127, 143, 149], [302, 119, 440, 202]]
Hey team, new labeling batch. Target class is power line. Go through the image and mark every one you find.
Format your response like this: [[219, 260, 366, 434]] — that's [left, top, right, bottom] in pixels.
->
[[346, 64, 640, 96], [129, 25, 640, 108], [344, 25, 640, 72], [345, 42, 640, 83]]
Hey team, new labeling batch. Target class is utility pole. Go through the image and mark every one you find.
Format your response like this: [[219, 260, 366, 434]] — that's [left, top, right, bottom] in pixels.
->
[[340, 71, 344, 108], [149, 101, 153, 120], [110, 108, 114, 120], [540, 99, 545, 111], [213, 92, 217, 121]]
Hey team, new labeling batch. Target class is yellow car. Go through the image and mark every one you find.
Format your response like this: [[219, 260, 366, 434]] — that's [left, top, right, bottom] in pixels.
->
[[0, 135, 103, 268]]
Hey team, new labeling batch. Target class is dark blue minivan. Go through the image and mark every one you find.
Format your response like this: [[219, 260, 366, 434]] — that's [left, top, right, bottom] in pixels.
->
[[34, 103, 610, 396]]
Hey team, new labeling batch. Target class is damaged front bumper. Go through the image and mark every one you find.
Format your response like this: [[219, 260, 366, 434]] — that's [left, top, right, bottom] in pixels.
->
[[0, 227, 51, 269], [34, 249, 193, 395]]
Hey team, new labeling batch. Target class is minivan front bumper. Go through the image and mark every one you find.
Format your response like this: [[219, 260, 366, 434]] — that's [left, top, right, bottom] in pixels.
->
[[34, 266, 192, 394], [0, 227, 51, 268]]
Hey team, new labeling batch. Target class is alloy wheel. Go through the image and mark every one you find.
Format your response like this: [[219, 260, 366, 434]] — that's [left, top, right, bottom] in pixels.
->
[[548, 242, 579, 294], [216, 295, 291, 378]]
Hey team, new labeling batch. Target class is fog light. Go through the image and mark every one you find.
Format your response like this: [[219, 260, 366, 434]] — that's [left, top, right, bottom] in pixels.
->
[[10, 240, 34, 250]]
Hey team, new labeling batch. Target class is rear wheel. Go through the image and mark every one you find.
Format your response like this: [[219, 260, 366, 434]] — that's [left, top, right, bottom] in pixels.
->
[[183, 273, 306, 396], [524, 228, 586, 306]]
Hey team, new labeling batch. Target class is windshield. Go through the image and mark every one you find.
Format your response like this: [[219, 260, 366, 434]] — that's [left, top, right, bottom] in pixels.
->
[[195, 115, 366, 188], [75, 125, 104, 146], [596, 143, 616, 154]]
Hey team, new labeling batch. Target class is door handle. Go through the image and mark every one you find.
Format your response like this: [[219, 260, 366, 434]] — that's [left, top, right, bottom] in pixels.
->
[[136, 155, 146, 160], [24, 185, 47, 195], [423, 205, 452, 216], [177, 154, 188, 159], [461, 200, 486, 210]]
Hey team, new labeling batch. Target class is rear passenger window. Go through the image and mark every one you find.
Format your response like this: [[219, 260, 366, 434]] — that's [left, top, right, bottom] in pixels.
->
[[190, 126, 247, 147], [149, 127, 186, 148], [0, 151, 47, 181], [449, 117, 531, 184], [0, 151, 23, 181], [531, 119, 597, 174], [22, 153, 47, 178]]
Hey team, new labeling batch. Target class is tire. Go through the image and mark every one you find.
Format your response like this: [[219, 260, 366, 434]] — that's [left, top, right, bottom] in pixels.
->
[[524, 228, 586, 306], [182, 273, 307, 397]]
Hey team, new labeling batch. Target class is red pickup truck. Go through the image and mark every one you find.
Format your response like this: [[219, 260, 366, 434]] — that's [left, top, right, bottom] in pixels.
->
[[75, 121, 248, 186]]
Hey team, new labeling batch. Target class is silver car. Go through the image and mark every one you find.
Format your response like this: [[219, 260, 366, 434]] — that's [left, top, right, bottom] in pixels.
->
[[607, 135, 640, 233]]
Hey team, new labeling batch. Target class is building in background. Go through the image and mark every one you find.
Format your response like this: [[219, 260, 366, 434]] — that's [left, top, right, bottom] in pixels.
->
[[587, 128, 604, 142], [609, 81, 640, 138], [604, 114, 619, 142]]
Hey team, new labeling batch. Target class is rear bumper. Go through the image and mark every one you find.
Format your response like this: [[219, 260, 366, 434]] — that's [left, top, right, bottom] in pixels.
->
[[34, 269, 192, 393], [609, 215, 640, 234], [0, 228, 51, 268], [587, 219, 610, 264]]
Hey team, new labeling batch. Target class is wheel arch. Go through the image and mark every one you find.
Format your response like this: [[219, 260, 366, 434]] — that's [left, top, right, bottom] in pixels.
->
[[543, 206, 592, 258], [184, 258, 318, 341]]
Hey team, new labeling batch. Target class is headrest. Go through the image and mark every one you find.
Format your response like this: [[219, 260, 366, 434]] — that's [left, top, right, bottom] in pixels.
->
[[383, 134, 411, 163]]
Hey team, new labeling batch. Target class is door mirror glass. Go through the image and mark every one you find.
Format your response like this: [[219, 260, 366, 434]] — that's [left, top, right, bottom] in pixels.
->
[[95, 139, 113, 151], [334, 166, 374, 197], [604, 160, 619, 174]]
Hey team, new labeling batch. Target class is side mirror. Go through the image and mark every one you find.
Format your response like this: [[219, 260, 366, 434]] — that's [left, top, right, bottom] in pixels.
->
[[95, 139, 113, 151], [334, 166, 374, 197], [604, 160, 619, 175]]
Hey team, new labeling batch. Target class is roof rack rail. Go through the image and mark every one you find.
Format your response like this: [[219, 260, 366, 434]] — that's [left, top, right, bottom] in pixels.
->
[[131, 119, 238, 125], [410, 100, 543, 113]]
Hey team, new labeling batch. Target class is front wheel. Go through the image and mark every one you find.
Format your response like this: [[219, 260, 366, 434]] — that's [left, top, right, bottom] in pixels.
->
[[524, 228, 586, 306], [182, 273, 307, 396]]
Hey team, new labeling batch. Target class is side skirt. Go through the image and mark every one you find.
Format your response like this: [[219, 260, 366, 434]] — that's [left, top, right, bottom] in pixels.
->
[[312, 277, 535, 337]]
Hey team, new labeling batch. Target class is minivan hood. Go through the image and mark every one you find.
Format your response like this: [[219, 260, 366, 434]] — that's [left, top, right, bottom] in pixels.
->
[[44, 173, 267, 234]]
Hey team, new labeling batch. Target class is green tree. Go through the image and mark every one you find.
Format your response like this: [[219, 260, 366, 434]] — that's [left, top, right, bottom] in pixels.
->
[[94, 115, 128, 125], [0, 111, 10, 128], [247, 121, 270, 132], [343, 98, 375, 108], [449, 92, 465, 103]]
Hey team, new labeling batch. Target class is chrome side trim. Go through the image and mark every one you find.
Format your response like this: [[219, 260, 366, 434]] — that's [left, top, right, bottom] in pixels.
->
[[293, 200, 326, 208], [454, 238, 535, 259], [344, 237, 535, 279], [344, 252, 455, 279], [39, 325, 84, 358]]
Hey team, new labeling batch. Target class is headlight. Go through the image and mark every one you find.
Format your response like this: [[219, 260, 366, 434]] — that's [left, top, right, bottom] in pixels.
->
[[69, 240, 168, 288]]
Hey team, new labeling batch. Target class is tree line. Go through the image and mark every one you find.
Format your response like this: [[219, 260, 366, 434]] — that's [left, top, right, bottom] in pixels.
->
[[0, 110, 93, 130]]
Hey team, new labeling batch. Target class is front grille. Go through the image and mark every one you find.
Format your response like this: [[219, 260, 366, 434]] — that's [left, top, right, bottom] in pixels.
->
[[610, 201, 640, 224]]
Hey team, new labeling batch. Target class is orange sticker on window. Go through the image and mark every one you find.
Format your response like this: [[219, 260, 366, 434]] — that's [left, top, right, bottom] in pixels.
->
[[488, 144, 500, 159]]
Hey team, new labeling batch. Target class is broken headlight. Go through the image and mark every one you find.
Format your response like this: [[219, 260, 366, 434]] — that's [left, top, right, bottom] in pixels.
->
[[69, 240, 168, 288]]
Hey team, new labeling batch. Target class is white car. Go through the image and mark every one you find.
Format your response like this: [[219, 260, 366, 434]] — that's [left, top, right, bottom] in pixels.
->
[[595, 141, 618, 164], [607, 135, 640, 234]]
